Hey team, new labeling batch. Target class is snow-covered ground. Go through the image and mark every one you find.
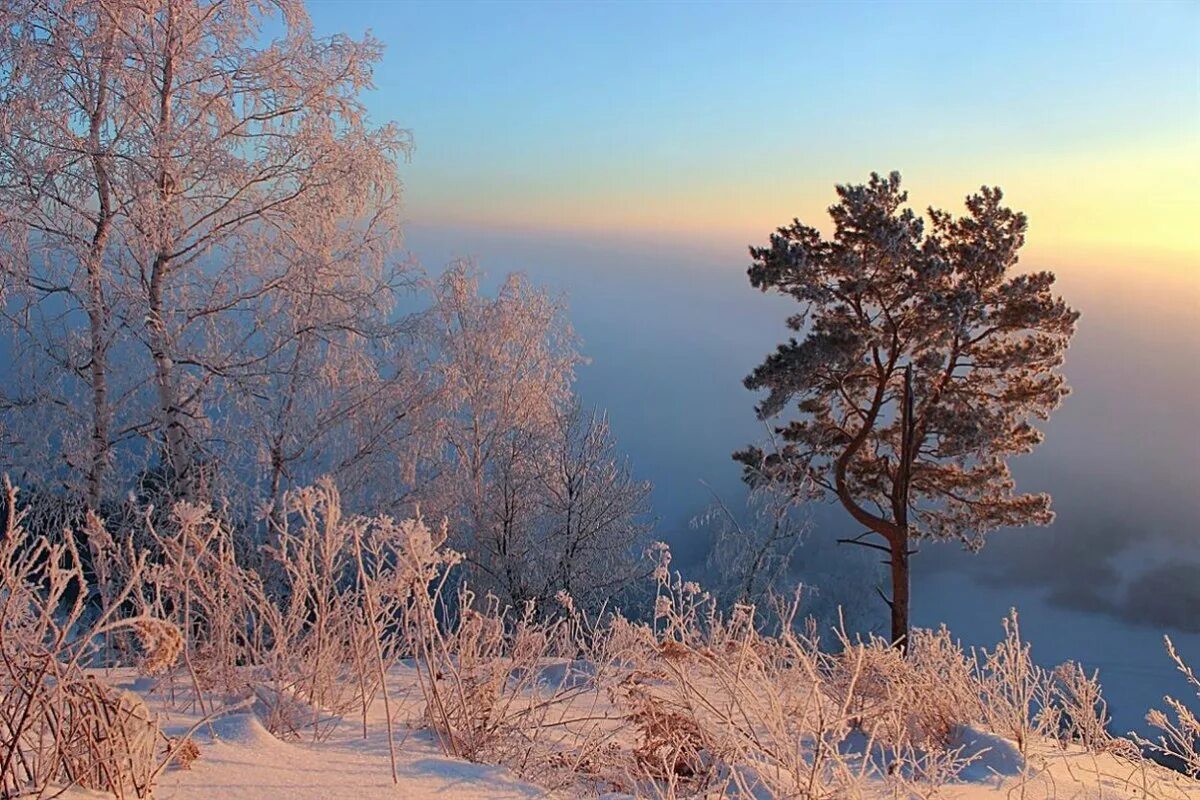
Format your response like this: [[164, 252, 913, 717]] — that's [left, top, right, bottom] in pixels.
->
[[85, 670, 548, 800], [68, 665, 1199, 800], [157, 713, 545, 800]]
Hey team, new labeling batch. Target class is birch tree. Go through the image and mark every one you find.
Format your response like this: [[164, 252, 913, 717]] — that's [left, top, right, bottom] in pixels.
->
[[0, 0, 138, 508], [533, 401, 651, 612], [420, 265, 649, 610], [1, 0, 411, 508], [422, 263, 579, 606], [113, 0, 408, 496], [736, 172, 1078, 648]]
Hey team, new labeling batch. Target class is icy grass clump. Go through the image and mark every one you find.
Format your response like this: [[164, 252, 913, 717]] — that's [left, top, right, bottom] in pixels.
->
[[1136, 636, 1200, 778], [0, 478, 176, 798]]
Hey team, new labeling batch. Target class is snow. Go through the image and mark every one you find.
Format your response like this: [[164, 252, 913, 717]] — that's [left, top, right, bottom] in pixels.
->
[[157, 729, 545, 800], [84, 670, 549, 800], [60, 667, 1198, 800], [949, 725, 1024, 780]]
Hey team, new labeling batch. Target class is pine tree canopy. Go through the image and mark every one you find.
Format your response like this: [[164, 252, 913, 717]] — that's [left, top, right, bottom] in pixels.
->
[[736, 171, 1079, 551]]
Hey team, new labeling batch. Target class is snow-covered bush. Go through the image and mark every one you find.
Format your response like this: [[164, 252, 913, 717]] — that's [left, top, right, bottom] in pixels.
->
[[406, 582, 614, 782], [1048, 660, 1113, 750], [55, 684, 158, 795], [831, 629, 967, 751], [1138, 636, 1200, 777], [974, 610, 1052, 754], [0, 478, 178, 798], [118, 480, 437, 750]]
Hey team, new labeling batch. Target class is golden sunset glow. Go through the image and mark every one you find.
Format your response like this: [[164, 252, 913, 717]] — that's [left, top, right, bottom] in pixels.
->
[[414, 131, 1200, 287]]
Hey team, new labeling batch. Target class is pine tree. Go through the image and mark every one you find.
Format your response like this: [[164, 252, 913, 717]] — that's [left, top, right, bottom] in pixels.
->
[[735, 172, 1079, 648]]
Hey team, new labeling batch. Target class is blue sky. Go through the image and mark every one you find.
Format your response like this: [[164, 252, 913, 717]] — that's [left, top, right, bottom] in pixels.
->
[[305, 0, 1198, 257]]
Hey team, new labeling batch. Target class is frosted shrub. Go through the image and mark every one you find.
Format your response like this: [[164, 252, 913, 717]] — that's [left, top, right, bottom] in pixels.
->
[[256, 484, 367, 735], [910, 626, 985, 727], [140, 502, 254, 703], [1137, 637, 1200, 777], [424, 591, 509, 757], [598, 611, 657, 666], [121, 480, 430, 754], [55, 684, 158, 795], [600, 546, 863, 797], [975, 610, 1051, 754], [246, 483, 449, 750], [1049, 660, 1112, 750], [0, 479, 179, 798], [622, 682, 711, 784], [413, 588, 599, 772], [832, 632, 960, 750], [393, 532, 640, 788]]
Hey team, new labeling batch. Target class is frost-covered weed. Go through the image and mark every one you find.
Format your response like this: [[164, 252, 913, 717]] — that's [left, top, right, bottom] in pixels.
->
[[0, 478, 181, 798], [1137, 637, 1200, 778], [1049, 660, 1113, 751], [974, 610, 1051, 754], [111, 480, 448, 752]]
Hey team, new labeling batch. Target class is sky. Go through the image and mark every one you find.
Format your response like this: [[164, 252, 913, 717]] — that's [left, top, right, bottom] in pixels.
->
[[308, 0, 1199, 269], [303, 1, 1200, 732]]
